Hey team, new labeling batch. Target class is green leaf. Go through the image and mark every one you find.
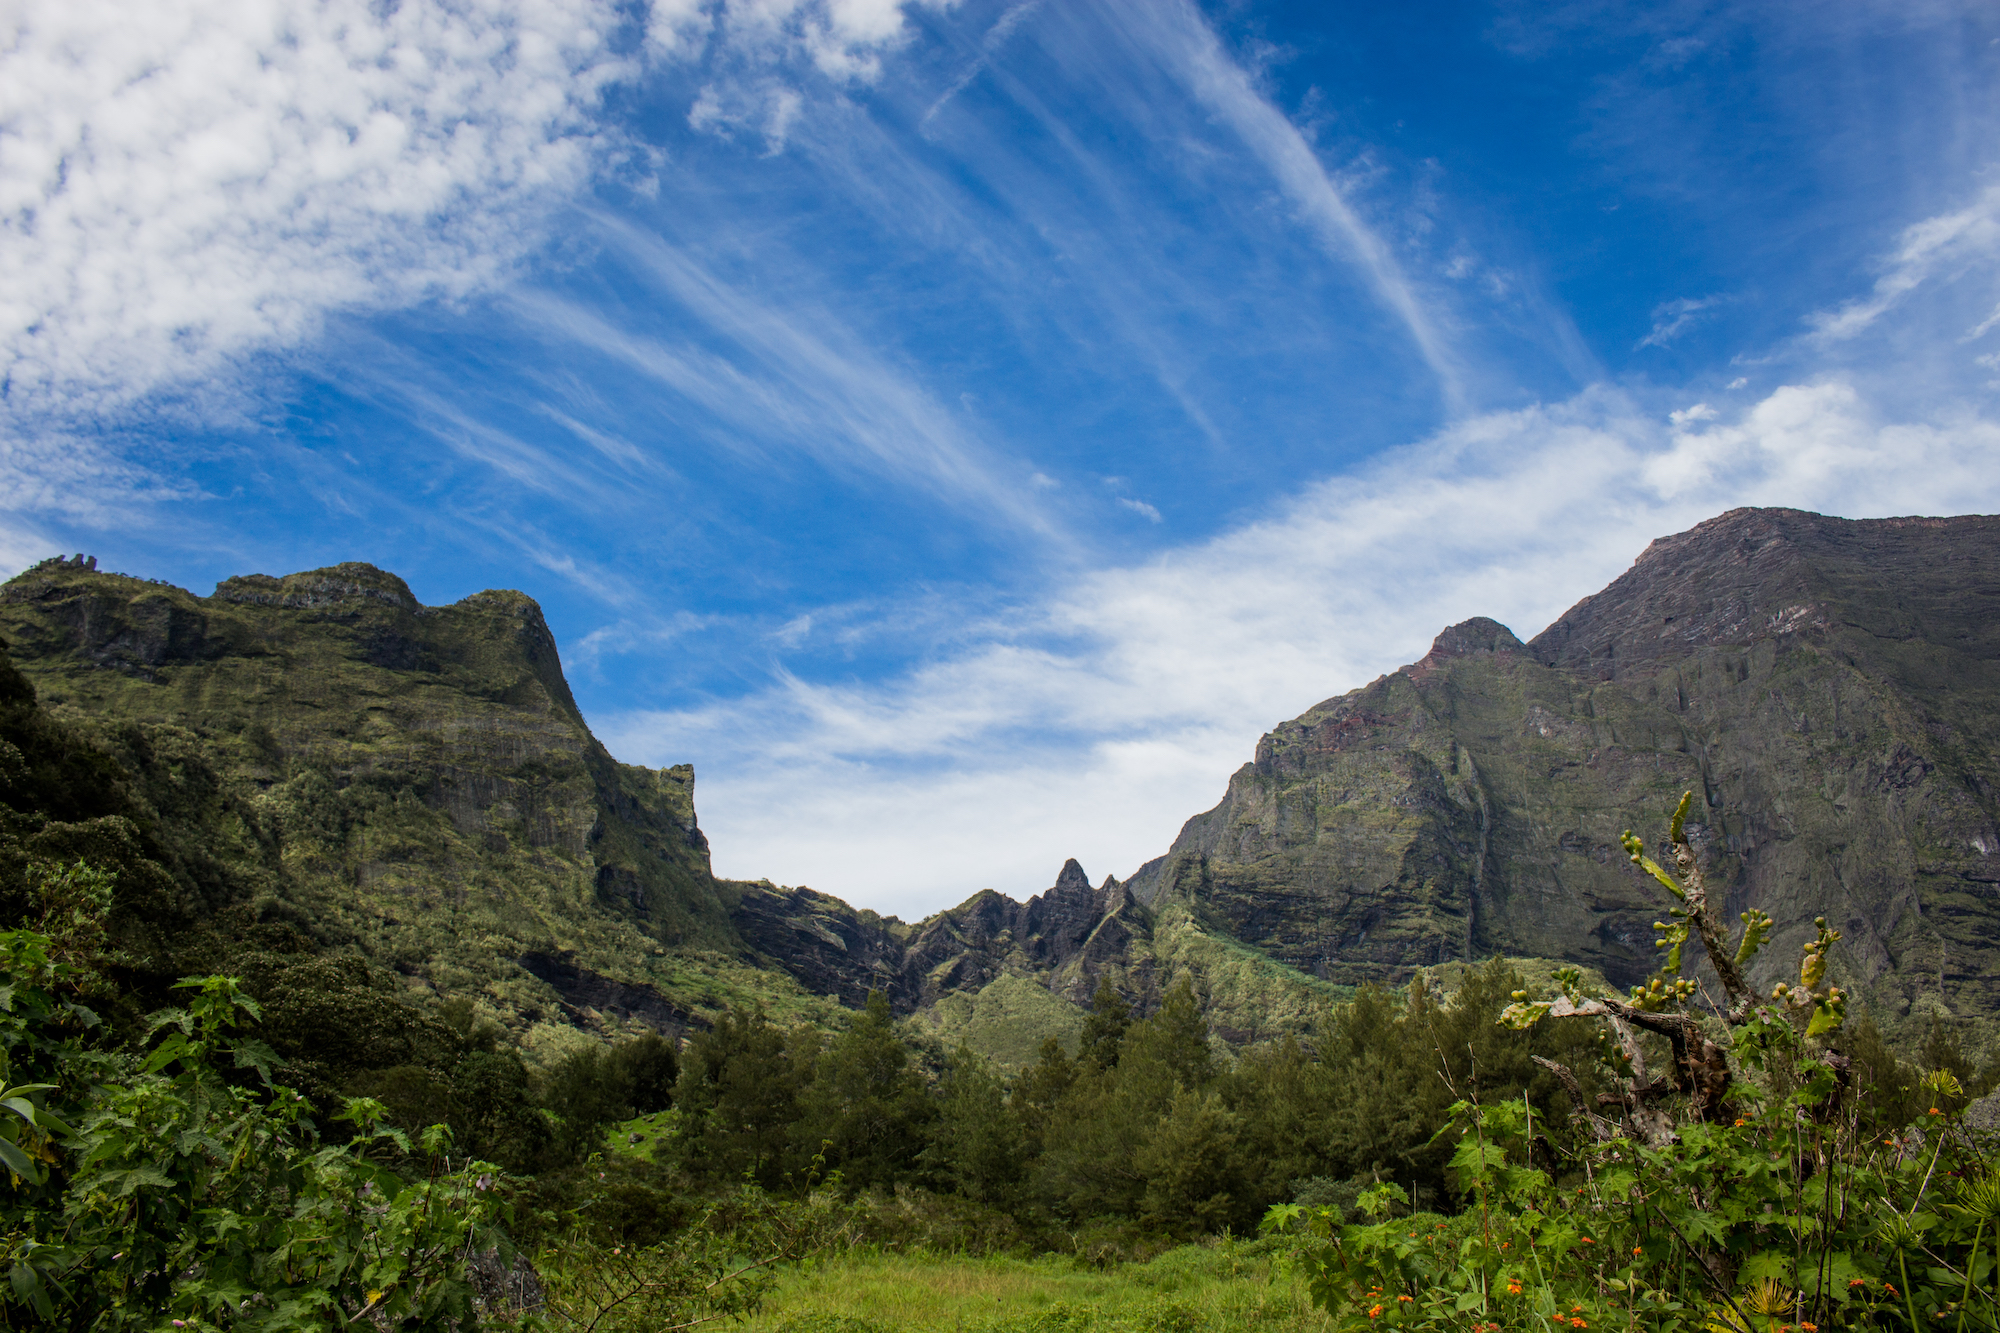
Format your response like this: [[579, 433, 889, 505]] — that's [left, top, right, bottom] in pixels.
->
[[1262, 1203, 1304, 1234], [0, 1096, 44, 1124], [0, 1137, 42, 1183], [1738, 1252, 1792, 1284], [7, 1261, 53, 1322]]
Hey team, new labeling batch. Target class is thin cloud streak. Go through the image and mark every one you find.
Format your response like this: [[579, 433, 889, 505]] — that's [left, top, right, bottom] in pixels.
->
[[1128, 0, 1466, 414], [1808, 182, 2000, 343], [509, 215, 1060, 539], [920, 0, 1044, 131]]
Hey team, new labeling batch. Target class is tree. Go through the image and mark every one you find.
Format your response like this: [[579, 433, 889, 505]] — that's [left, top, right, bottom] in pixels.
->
[[672, 1006, 809, 1187], [1077, 976, 1131, 1072], [921, 1045, 1026, 1203], [794, 990, 934, 1189]]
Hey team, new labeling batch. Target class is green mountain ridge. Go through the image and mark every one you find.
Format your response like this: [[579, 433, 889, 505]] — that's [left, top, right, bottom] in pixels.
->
[[2, 505, 1995, 1085]]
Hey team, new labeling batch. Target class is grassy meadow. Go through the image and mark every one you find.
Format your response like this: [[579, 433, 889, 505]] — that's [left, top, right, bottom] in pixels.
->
[[737, 1241, 1334, 1333]]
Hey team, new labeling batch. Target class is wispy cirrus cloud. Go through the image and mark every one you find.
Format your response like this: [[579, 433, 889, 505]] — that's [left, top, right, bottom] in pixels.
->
[[1637, 295, 1726, 349], [1125, 0, 1467, 413], [503, 215, 1057, 537], [1808, 183, 2000, 344], [921, 0, 1043, 130]]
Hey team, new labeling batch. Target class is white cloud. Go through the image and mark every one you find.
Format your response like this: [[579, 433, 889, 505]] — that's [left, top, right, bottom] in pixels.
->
[[0, 0, 949, 425], [602, 378, 2000, 918], [1637, 295, 1724, 349], [0, 0, 646, 419], [679, 0, 945, 147], [1117, 497, 1162, 522], [1808, 183, 2000, 342]]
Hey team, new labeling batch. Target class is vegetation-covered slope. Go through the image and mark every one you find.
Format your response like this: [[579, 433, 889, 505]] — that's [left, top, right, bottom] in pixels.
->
[[1124, 509, 2000, 1040], [0, 557, 842, 1057]]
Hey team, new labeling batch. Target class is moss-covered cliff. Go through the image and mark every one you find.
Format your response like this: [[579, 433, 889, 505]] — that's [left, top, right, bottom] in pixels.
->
[[1124, 509, 2000, 1037], [0, 557, 841, 1058]]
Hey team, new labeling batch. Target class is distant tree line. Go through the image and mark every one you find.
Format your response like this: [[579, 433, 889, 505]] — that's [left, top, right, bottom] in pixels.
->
[[540, 967, 1991, 1249]]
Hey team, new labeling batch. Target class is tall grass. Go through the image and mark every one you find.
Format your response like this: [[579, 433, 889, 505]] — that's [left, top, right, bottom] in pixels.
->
[[735, 1239, 1335, 1332]]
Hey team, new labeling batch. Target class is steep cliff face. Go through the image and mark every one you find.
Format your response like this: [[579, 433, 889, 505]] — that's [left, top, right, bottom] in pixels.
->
[[1127, 510, 2000, 1027], [0, 557, 799, 1042]]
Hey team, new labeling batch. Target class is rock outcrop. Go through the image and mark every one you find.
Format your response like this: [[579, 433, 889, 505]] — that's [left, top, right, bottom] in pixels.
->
[[727, 857, 1153, 1013]]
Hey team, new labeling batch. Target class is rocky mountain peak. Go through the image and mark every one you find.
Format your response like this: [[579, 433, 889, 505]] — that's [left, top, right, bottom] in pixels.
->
[[1052, 857, 1093, 896], [213, 563, 421, 612], [1404, 616, 1525, 677], [1527, 506, 2000, 680]]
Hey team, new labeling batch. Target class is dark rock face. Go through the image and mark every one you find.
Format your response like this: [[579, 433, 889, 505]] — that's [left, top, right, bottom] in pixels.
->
[[1529, 508, 2000, 680], [725, 881, 911, 1008], [1129, 509, 2000, 1024], [729, 858, 1153, 1014], [517, 951, 704, 1039]]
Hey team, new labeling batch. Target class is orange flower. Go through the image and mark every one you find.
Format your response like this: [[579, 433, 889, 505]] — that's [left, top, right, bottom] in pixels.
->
[[1581, 1237, 1595, 1244], [1930, 1108, 1943, 1116], [1884, 1284, 1899, 1296], [1572, 1320, 1587, 1328], [1848, 1279, 1867, 1288], [1801, 1323, 1819, 1331], [1369, 1306, 1384, 1319], [1632, 1247, 1644, 1256], [1733, 1118, 1746, 1127]]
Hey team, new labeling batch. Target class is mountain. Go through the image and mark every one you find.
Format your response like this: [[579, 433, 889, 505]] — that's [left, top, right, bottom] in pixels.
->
[[4, 506, 1995, 1076], [1123, 508, 2000, 1030]]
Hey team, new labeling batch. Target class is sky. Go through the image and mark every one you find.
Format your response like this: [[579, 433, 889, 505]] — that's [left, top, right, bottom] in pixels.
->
[[3, 0, 1999, 919]]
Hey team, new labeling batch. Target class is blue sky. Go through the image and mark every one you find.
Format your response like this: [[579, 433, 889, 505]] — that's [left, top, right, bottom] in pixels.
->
[[4, 0, 1999, 916]]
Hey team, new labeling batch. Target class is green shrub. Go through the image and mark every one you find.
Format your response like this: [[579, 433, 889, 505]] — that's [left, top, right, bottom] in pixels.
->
[[1272, 793, 2000, 1333]]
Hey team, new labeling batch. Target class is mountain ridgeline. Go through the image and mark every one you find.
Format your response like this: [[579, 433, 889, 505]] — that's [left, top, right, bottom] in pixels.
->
[[1, 506, 1995, 1073]]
